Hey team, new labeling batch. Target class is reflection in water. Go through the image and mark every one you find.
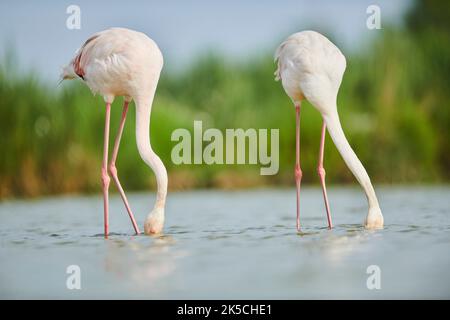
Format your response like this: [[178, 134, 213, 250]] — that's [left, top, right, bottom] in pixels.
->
[[104, 235, 189, 288], [320, 226, 373, 264], [293, 224, 376, 264]]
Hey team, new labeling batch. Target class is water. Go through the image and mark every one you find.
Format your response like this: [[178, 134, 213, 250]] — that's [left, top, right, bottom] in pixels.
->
[[0, 187, 449, 299]]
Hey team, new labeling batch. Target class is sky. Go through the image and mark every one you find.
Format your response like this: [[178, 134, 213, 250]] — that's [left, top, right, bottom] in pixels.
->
[[0, 0, 412, 80]]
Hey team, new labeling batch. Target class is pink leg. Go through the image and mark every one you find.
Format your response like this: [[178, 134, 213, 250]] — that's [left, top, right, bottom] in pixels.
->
[[109, 101, 141, 235], [318, 121, 333, 229], [102, 103, 112, 238], [295, 103, 303, 231]]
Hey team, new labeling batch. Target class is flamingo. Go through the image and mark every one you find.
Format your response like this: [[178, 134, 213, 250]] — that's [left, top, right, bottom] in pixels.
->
[[274, 31, 383, 230], [60, 28, 168, 237]]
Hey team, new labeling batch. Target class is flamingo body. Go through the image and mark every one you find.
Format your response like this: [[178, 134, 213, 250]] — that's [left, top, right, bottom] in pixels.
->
[[275, 31, 346, 112], [63, 28, 163, 103]]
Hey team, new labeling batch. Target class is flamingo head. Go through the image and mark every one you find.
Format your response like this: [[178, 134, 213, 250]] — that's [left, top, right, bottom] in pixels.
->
[[58, 63, 78, 85], [144, 207, 165, 235], [364, 206, 384, 229]]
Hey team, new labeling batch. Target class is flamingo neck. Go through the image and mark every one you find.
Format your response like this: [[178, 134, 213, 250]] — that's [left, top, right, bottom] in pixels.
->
[[323, 107, 380, 209], [134, 94, 168, 210]]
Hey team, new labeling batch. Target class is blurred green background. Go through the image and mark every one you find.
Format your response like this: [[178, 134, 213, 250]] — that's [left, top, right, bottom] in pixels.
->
[[0, 0, 449, 199]]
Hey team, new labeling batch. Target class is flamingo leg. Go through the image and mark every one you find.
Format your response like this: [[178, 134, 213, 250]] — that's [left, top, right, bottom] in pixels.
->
[[318, 121, 333, 229], [102, 102, 112, 238], [109, 101, 141, 235], [295, 102, 303, 231]]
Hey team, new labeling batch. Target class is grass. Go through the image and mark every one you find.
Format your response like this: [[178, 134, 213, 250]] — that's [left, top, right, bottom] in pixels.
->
[[1, 10, 449, 198]]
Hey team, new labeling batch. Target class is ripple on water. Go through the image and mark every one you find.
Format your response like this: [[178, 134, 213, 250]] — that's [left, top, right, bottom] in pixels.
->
[[206, 234, 230, 240], [1, 187, 449, 299]]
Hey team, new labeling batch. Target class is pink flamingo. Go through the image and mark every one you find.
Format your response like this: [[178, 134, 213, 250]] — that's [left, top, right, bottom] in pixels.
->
[[275, 31, 384, 230], [60, 28, 168, 237]]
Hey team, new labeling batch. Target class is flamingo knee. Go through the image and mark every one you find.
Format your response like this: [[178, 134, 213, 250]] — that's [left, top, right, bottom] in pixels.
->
[[295, 164, 302, 180], [108, 164, 118, 178], [101, 168, 110, 189], [317, 166, 326, 179]]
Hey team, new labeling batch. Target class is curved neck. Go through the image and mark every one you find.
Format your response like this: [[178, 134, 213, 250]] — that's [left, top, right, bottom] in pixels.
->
[[134, 94, 168, 210], [323, 107, 379, 209]]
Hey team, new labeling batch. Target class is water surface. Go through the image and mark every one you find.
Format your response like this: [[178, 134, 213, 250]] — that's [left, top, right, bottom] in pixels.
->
[[0, 187, 449, 299]]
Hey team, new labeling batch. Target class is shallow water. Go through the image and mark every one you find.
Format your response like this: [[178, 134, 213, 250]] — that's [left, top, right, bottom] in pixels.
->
[[0, 186, 449, 299]]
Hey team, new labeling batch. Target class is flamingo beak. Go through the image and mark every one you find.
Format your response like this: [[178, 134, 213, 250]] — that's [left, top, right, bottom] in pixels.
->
[[57, 77, 64, 87]]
